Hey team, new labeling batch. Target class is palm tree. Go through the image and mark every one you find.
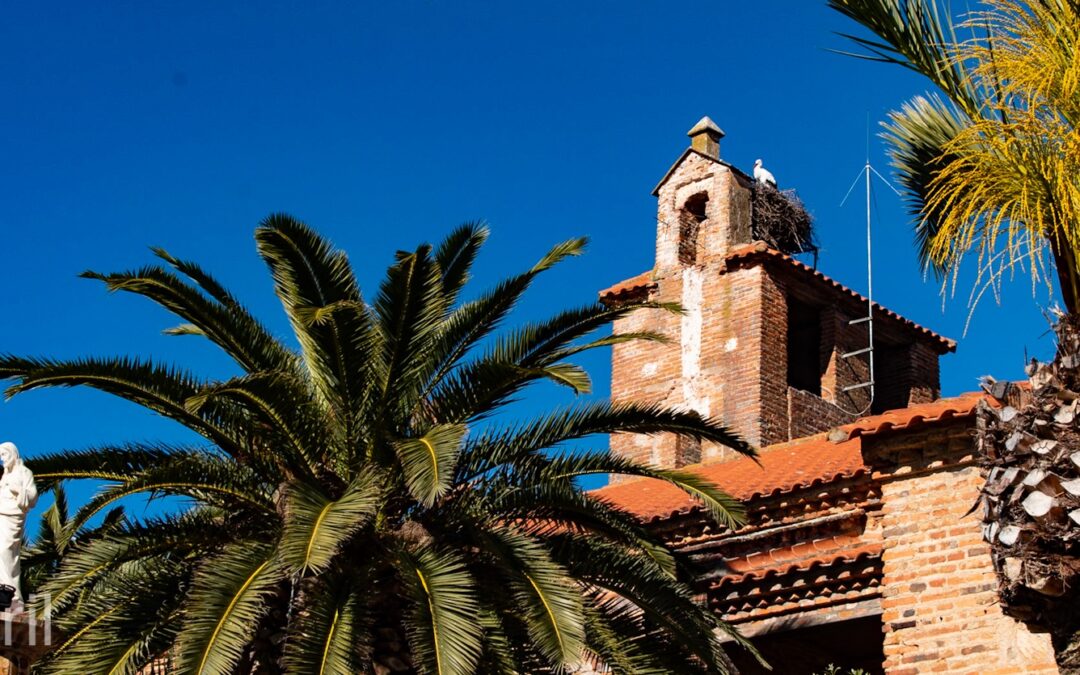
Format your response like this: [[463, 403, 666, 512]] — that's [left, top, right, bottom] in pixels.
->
[[829, 0, 1080, 312], [830, 0, 1080, 667], [1, 215, 759, 674]]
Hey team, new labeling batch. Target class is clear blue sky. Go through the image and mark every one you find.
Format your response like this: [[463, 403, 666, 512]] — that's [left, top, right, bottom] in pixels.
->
[[1, 2, 1056, 524]]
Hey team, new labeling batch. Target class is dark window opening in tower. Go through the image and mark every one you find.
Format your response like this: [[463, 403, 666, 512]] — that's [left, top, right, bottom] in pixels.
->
[[679, 192, 708, 265], [788, 298, 823, 396]]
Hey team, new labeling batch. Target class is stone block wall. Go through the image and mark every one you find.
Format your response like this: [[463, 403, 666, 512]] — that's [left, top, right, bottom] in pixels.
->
[[871, 425, 1058, 674]]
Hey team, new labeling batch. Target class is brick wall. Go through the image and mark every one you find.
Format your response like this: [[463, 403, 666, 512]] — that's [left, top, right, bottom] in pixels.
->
[[831, 306, 873, 413], [609, 296, 681, 473], [610, 151, 772, 475], [607, 141, 947, 472], [870, 424, 1057, 674], [788, 386, 857, 439]]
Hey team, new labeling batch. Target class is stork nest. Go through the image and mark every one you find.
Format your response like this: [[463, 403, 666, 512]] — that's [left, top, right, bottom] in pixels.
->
[[750, 184, 816, 256]]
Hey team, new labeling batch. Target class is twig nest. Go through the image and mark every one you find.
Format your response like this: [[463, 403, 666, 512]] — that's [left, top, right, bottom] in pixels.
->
[[749, 185, 816, 256]]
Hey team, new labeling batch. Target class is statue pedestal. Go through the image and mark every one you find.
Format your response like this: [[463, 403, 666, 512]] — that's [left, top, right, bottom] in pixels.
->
[[0, 611, 50, 674]]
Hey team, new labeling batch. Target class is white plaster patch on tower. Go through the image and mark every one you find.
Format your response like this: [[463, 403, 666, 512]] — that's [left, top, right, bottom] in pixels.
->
[[642, 362, 658, 376], [725, 337, 738, 352], [680, 266, 710, 418]]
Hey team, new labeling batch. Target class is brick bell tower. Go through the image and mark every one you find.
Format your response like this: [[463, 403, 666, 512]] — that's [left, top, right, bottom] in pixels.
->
[[601, 118, 954, 475]]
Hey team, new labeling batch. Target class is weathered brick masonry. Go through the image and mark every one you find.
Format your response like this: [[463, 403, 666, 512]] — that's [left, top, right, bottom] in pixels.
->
[[868, 423, 1057, 674], [592, 119, 1056, 673]]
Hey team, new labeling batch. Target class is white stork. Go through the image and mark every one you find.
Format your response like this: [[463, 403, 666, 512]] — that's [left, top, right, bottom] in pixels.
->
[[753, 159, 777, 188]]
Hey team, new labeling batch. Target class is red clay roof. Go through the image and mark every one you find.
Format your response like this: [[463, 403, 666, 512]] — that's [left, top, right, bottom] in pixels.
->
[[591, 392, 989, 522], [592, 435, 868, 522], [596, 242, 956, 353], [726, 534, 867, 575], [724, 242, 956, 353], [598, 271, 656, 303], [716, 541, 883, 590], [843, 391, 987, 439]]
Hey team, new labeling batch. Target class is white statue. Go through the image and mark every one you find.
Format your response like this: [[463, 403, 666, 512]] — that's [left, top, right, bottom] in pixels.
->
[[0, 442, 36, 604]]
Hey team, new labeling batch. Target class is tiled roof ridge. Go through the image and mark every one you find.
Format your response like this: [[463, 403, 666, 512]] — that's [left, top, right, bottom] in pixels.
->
[[598, 270, 656, 301], [713, 543, 883, 590], [842, 390, 989, 439], [724, 242, 955, 352], [728, 534, 865, 573]]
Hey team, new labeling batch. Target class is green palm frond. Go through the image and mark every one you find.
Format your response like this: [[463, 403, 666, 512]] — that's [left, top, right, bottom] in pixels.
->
[[457, 401, 754, 482], [43, 485, 69, 543], [278, 476, 381, 573], [489, 301, 679, 368], [37, 510, 232, 612], [185, 371, 333, 477], [880, 94, 972, 274], [68, 453, 272, 534], [450, 471, 669, 562], [434, 221, 490, 307], [653, 469, 747, 531], [282, 573, 370, 674], [255, 214, 374, 442], [175, 543, 286, 675], [831, 0, 1080, 312], [399, 546, 484, 675], [39, 556, 189, 675], [80, 264, 293, 373], [394, 424, 467, 506], [26, 442, 187, 489], [482, 528, 586, 670], [0, 354, 41, 380], [551, 534, 756, 673], [485, 448, 747, 532], [828, 0, 979, 112], [430, 302, 680, 423], [371, 244, 449, 429], [582, 592, 715, 675], [473, 608, 523, 674], [529, 362, 593, 394], [0, 356, 249, 459], [423, 234, 588, 398]]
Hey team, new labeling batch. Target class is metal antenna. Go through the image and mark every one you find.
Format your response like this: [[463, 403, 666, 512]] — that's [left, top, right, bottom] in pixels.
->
[[837, 121, 901, 415]]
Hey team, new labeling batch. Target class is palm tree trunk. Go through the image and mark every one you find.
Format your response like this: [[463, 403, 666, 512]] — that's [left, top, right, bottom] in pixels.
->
[[1051, 623, 1080, 673], [1049, 236, 1080, 315], [978, 314, 1080, 672]]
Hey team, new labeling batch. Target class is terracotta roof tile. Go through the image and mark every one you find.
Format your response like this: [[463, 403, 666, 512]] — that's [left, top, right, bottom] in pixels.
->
[[598, 271, 656, 303], [726, 535, 865, 575], [714, 542, 882, 590], [841, 391, 988, 439], [591, 392, 989, 522], [591, 435, 867, 522], [724, 242, 956, 353]]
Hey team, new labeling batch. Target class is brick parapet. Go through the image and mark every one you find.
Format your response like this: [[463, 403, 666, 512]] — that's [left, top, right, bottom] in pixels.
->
[[789, 386, 858, 439]]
